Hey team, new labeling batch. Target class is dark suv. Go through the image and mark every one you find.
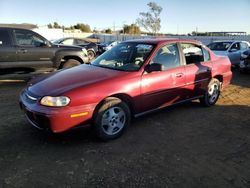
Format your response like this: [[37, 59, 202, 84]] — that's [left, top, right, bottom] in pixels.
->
[[0, 27, 89, 72]]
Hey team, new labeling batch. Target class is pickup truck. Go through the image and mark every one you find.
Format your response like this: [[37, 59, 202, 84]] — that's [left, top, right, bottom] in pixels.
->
[[0, 27, 89, 72]]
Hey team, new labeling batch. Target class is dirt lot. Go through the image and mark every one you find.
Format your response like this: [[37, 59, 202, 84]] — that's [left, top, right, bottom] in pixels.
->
[[0, 70, 249, 188]]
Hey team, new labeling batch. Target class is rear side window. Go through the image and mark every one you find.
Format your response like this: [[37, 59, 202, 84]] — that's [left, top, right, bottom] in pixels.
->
[[0, 30, 11, 47], [181, 43, 204, 64]]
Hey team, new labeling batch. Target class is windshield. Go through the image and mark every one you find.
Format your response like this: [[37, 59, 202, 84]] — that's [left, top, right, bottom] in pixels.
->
[[207, 42, 232, 51], [92, 42, 154, 71]]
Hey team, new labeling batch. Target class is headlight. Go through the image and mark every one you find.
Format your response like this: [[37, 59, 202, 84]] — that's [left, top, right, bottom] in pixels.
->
[[82, 48, 88, 56], [40, 96, 70, 107]]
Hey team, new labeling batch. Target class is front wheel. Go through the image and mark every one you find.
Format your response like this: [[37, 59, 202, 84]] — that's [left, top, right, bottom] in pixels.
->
[[62, 59, 81, 69], [200, 78, 221, 107], [93, 98, 131, 141]]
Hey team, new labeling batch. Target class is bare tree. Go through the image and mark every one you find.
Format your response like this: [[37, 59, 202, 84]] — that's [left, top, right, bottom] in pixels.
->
[[137, 2, 163, 35]]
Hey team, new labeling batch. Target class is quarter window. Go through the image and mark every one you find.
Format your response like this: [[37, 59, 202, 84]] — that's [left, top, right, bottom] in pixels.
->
[[151, 43, 180, 70], [202, 47, 211, 61]]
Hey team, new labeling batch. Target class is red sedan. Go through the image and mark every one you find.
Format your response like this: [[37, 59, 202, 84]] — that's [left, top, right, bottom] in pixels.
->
[[20, 39, 232, 140]]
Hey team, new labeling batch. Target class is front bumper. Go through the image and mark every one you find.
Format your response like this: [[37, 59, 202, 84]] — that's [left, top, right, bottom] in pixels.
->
[[19, 90, 96, 133]]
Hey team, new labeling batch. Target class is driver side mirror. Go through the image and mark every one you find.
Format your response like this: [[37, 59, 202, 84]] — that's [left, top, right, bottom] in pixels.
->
[[145, 63, 163, 73], [44, 41, 51, 47]]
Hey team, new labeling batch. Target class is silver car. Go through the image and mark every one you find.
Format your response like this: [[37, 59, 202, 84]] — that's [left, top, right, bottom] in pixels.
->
[[207, 41, 250, 66]]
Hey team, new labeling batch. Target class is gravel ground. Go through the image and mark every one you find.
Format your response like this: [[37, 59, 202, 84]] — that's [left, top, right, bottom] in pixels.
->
[[0, 70, 249, 188]]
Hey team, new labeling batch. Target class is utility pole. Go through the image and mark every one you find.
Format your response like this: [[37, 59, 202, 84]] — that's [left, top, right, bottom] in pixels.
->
[[113, 22, 116, 33]]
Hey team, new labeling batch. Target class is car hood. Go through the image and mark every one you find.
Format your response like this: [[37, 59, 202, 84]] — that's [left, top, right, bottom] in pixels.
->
[[28, 64, 128, 96], [212, 50, 228, 56]]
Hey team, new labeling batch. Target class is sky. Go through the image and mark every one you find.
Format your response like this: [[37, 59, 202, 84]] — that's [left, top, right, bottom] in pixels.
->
[[0, 0, 249, 34]]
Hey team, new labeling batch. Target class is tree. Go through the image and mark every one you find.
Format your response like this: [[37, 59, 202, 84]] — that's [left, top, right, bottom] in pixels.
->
[[122, 24, 141, 35], [105, 28, 112, 34], [53, 22, 61, 29], [73, 23, 91, 32], [136, 2, 163, 35], [47, 23, 53, 28]]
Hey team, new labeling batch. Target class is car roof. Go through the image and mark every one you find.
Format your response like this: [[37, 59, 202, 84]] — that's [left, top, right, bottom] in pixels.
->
[[0, 27, 29, 31], [124, 38, 202, 45]]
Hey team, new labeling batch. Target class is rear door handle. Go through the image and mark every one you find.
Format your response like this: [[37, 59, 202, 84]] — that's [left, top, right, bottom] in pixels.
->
[[176, 73, 184, 78], [18, 49, 27, 53]]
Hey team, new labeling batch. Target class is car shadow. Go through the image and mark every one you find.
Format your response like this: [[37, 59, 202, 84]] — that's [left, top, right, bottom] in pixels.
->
[[231, 69, 250, 88]]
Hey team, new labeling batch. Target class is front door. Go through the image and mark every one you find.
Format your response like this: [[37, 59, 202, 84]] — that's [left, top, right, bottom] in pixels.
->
[[140, 43, 186, 112]]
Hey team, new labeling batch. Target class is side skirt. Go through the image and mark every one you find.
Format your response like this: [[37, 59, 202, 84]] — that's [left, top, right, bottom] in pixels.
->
[[134, 95, 204, 118]]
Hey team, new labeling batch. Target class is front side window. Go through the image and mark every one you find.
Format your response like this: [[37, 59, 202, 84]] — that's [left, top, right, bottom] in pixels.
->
[[151, 43, 180, 70], [92, 42, 154, 71], [14, 30, 45, 47], [181, 43, 204, 64], [230, 42, 240, 51]]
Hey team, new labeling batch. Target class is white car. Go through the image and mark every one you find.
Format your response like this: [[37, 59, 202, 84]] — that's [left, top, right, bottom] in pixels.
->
[[207, 41, 250, 66]]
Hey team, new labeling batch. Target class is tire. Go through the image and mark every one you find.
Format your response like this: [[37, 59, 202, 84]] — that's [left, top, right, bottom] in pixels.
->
[[93, 98, 131, 141], [62, 59, 81, 69], [87, 50, 96, 61], [200, 78, 221, 107], [239, 68, 246, 74]]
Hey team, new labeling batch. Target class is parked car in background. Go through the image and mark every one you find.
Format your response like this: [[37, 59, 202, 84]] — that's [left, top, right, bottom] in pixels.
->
[[239, 49, 250, 73], [99, 40, 120, 54], [0, 27, 89, 72], [53, 37, 99, 61], [20, 39, 232, 140], [207, 41, 250, 67]]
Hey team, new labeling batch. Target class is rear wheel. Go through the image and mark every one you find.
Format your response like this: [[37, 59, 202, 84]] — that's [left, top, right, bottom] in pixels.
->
[[200, 78, 221, 107], [62, 59, 81, 69], [93, 98, 131, 141]]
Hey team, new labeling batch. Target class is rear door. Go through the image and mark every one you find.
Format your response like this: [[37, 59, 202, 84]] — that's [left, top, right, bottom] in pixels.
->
[[13, 29, 54, 69], [0, 28, 18, 68], [180, 43, 212, 98], [141, 43, 186, 112]]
